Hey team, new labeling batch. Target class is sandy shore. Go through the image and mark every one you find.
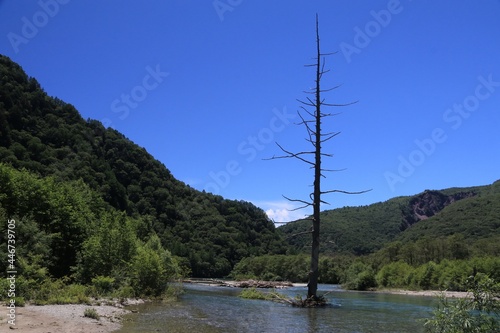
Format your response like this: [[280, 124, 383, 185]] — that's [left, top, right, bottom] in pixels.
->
[[374, 289, 470, 298], [1, 301, 140, 333]]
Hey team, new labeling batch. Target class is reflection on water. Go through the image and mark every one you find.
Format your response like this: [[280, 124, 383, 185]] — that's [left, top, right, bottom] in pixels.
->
[[117, 284, 436, 333]]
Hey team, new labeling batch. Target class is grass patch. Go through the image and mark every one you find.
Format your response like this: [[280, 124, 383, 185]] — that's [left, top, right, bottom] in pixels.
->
[[239, 288, 290, 302], [0, 275, 180, 306], [239, 288, 329, 307], [11, 297, 25, 307], [83, 307, 100, 320], [239, 288, 272, 300]]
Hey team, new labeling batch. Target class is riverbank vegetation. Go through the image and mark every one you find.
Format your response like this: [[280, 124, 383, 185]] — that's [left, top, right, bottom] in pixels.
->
[[424, 273, 500, 333], [230, 252, 500, 292], [0, 163, 182, 303]]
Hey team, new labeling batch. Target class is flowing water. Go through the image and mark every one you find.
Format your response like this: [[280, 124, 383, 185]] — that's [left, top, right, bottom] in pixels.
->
[[117, 284, 436, 333]]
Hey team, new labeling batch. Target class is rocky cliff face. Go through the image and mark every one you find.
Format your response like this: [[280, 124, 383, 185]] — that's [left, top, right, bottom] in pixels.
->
[[400, 190, 477, 231]]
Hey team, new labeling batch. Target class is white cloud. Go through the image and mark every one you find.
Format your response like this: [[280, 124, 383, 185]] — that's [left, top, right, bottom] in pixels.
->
[[252, 200, 310, 224], [265, 208, 291, 222]]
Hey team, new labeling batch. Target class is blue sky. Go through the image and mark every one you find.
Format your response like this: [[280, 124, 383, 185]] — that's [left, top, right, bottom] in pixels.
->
[[1, 1, 499, 222]]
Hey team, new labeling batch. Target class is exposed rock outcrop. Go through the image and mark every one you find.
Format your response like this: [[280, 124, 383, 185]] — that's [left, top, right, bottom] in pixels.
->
[[400, 190, 476, 231]]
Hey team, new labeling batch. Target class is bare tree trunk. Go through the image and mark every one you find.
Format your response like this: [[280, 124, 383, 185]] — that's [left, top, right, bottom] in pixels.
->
[[308, 20, 322, 299], [267, 14, 368, 305]]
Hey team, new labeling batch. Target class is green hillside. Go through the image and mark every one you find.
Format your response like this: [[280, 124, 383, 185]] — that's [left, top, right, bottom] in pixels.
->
[[279, 181, 500, 255], [398, 181, 500, 242], [235, 182, 500, 292], [280, 198, 406, 255], [0, 54, 287, 280]]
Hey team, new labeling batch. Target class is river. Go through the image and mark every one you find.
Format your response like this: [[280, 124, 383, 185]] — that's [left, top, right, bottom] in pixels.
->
[[117, 284, 436, 333]]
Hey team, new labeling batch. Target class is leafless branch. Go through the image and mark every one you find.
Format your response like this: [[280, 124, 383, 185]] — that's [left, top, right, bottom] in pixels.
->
[[319, 51, 338, 56], [297, 111, 315, 143], [321, 112, 343, 117], [299, 106, 315, 119], [321, 130, 340, 137], [321, 100, 358, 107], [319, 84, 342, 93], [282, 195, 313, 210], [264, 142, 315, 166], [320, 132, 340, 143], [321, 167, 347, 172], [321, 189, 372, 195]]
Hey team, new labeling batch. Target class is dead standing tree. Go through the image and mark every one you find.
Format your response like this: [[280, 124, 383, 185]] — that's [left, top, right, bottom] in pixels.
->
[[267, 15, 369, 304]]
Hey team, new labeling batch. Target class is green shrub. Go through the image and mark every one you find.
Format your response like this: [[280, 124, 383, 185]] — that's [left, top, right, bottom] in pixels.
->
[[319, 257, 344, 284], [130, 235, 179, 297], [30, 279, 64, 303], [131, 246, 166, 296], [83, 307, 100, 320], [357, 270, 377, 291], [239, 288, 270, 300], [424, 274, 500, 332], [376, 261, 414, 288], [435, 259, 471, 291], [91, 276, 115, 295], [471, 256, 500, 281], [115, 286, 136, 298], [11, 297, 25, 307], [27, 280, 91, 305], [343, 261, 376, 291], [413, 261, 438, 290]]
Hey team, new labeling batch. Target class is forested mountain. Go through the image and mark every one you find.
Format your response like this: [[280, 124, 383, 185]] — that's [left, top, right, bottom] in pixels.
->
[[0, 54, 287, 279], [280, 181, 500, 256]]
